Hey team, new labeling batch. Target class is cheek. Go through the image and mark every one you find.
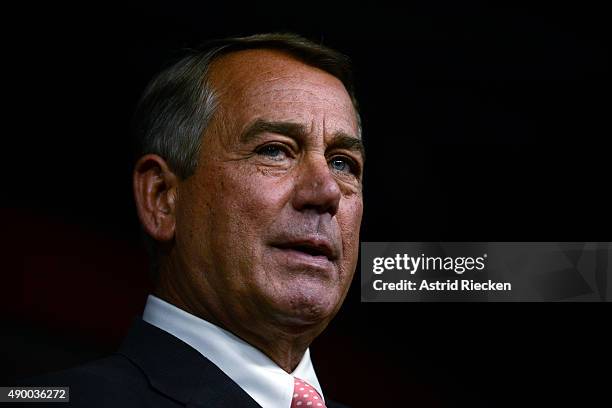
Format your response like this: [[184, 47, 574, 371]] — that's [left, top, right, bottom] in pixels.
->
[[174, 180, 214, 266], [338, 197, 363, 269], [200, 164, 290, 245]]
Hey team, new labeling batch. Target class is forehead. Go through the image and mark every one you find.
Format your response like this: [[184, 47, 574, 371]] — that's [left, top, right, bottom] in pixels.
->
[[207, 49, 359, 136]]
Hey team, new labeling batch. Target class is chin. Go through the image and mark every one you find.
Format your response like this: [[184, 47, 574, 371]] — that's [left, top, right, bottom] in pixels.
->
[[270, 287, 341, 329], [253, 262, 346, 328]]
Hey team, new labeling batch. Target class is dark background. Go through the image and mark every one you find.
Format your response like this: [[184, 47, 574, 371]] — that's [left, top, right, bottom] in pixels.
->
[[3, 1, 610, 407]]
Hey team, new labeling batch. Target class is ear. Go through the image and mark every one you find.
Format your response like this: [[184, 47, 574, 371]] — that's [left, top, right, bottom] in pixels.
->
[[133, 154, 180, 243]]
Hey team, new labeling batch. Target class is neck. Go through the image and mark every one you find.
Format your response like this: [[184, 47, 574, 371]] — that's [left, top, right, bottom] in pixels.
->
[[154, 265, 325, 373]]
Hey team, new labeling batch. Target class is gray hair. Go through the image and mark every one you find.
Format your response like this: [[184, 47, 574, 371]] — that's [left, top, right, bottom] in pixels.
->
[[131, 33, 361, 281]]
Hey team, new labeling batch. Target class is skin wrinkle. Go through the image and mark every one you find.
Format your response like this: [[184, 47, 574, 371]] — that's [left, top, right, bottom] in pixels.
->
[[137, 48, 363, 373]]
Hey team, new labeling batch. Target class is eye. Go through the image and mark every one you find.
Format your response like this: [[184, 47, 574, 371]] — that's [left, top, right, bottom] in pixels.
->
[[329, 156, 358, 175], [256, 144, 289, 160]]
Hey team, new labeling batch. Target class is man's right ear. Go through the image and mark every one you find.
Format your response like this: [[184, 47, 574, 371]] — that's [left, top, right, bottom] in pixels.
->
[[133, 154, 179, 242]]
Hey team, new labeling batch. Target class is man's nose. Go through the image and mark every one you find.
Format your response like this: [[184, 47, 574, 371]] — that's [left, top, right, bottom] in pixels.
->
[[291, 153, 341, 216]]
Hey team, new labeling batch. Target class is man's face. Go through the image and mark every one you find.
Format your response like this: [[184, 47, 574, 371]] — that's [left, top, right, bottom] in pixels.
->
[[173, 49, 363, 333]]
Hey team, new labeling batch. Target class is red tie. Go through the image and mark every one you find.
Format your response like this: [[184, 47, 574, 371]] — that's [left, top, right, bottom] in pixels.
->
[[291, 377, 326, 408]]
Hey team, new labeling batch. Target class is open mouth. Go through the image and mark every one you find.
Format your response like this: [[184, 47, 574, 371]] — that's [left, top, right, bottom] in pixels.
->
[[286, 244, 329, 258], [273, 241, 336, 261]]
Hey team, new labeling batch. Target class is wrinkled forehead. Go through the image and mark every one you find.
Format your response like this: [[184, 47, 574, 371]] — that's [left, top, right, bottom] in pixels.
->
[[207, 49, 360, 137]]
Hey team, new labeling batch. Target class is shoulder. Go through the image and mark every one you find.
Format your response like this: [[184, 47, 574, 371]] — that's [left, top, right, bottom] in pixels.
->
[[25, 353, 145, 387], [21, 354, 157, 407]]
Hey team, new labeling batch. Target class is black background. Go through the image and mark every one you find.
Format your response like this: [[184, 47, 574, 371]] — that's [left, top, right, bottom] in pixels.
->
[[3, 1, 610, 406]]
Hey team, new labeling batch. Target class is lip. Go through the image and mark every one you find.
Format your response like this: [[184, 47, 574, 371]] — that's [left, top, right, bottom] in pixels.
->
[[271, 247, 334, 271], [270, 237, 338, 270], [272, 237, 338, 261]]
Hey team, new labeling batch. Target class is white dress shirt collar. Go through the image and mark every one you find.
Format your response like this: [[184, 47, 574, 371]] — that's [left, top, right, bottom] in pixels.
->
[[142, 294, 325, 408]]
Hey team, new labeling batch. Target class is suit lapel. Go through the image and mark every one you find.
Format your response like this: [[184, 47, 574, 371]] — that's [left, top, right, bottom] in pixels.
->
[[116, 317, 261, 408]]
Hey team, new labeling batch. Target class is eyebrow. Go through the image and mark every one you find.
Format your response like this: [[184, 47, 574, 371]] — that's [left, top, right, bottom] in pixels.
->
[[240, 119, 308, 144], [240, 119, 365, 160]]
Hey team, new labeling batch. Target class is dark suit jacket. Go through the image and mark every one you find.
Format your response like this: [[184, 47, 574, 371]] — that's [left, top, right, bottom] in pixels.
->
[[23, 318, 349, 408]]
